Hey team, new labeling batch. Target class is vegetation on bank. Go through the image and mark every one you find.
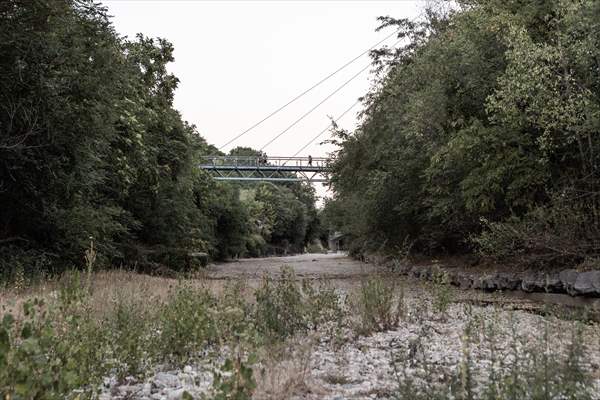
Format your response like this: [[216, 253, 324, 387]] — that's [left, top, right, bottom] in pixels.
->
[[0, 1, 322, 283], [324, 0, 600, 269]]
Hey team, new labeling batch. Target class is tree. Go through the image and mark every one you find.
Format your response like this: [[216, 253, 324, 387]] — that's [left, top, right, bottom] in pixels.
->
[[327, 0, 600, 267]]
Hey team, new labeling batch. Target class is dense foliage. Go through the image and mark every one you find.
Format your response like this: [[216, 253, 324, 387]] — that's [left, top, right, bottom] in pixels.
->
[[0, 0, 319, 279], [326, 0, 600, 268]]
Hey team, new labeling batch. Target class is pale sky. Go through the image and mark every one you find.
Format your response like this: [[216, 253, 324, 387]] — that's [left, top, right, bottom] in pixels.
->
[[103, 0, 424, 198]]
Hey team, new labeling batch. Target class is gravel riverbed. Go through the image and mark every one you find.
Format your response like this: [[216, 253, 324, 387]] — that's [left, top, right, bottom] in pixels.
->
[[98, 254, 600, 399]]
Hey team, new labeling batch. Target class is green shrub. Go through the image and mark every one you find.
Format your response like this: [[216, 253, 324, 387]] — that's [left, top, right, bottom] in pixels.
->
[[105, 294, 156, 379], [212, 280, 256, 346], [302, 279, 345, 331], [212, 351, 257, 400], [0, 298, 109, 399], [254, 267, 305, 341], [306, 242, 327, 254], [431, 269, 453, 316], [355, 275, 403, 335], [157, 285, 217, 363], [474, 198, 600, 268], [0, 246, 54, 290]]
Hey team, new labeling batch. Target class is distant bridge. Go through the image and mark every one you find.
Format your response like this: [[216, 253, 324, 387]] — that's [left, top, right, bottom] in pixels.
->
[[201, 34, 400, 184], [199, 156, 329, 183]]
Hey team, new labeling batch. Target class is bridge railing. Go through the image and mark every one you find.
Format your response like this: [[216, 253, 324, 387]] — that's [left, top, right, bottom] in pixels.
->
[[200, 155, 329, 168]]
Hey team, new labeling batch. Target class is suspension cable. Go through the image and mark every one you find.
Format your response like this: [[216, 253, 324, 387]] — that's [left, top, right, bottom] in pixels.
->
[[259, 63, 370, 151], [290, 98, 361, 158], [218, 30, 398, 150], [260, 37, 401, 151]]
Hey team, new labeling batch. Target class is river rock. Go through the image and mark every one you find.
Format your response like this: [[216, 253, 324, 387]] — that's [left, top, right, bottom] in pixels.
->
[[141, 383, 152, 396], [521, 273, 543, 292], [167, 389, 186, 400], [471, 277, 484, 290], [153, 372, 181, 389], [521, 272, 563, 293], [479, 273, 520, 291], [418, 265, 434, 281], [481, 274, 499, 291], [496, 273, 521, 290], [449, 272, 473, 289], [573, 270, 600, 296], [559, 269, 579, 295], [543, 273, 563, 292]]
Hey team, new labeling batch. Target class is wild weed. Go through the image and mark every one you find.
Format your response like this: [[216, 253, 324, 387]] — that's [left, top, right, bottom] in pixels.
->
[[212, 349, 257, 400], [0, 297, 109, 398], [105, 293, 155, 379], [302, 278, 345, 331], [354, 275, 403, 335], [212, 279, 256, 347], [431, 268, 452, 316], [157, 284, 217, 364], [84, 236, 97, 293], [254, 267, 305, 341]]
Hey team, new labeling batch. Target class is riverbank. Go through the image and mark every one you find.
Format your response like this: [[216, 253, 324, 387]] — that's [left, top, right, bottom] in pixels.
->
[[367, 253, 600, 298]]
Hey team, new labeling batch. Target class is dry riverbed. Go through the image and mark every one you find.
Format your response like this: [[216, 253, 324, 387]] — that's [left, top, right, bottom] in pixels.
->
[[100, 253, 600, 399], [3, 253, 599, 399]]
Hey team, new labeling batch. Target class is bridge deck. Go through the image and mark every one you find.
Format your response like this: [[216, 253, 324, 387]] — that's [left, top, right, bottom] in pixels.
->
[[199, 156, 329, 183], [201, 164, 325, 172]]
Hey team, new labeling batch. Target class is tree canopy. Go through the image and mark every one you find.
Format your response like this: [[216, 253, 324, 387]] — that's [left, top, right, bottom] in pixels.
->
[[326, 0, 600, 267], [0, 0, 320, 279]]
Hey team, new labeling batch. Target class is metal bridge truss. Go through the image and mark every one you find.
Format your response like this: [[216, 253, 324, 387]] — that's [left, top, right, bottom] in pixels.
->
[[199, 156, 329, 183]]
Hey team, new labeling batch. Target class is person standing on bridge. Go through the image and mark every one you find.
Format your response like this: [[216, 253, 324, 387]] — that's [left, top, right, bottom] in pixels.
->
[[308, 155, 313, 166]]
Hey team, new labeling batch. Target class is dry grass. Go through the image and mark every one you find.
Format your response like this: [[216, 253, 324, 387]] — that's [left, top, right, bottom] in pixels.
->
[[0, 269, 250, 320], [253, 336, 318, 399]]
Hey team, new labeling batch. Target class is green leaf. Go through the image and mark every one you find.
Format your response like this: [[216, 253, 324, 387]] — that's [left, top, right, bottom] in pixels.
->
[[0, 328, 10, 358], [222, 358, 233, 371], [246, 353, 257, 364], [21, 322, 32, 339], [2, 313, 15, 328]]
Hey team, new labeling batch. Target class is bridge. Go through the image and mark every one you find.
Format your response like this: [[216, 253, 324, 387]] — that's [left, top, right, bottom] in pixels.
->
[[198, 31, 399, 184], [199, 156, 328, 183]]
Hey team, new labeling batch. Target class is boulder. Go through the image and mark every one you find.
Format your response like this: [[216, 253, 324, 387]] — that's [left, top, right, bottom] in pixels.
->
[[471, 277, 484, 290], [543, 273, 563, 293], [521, 273, 543, 292], [478, 273, 520, 291], [481, 274, 499, 291], [418, 265, 434, 281], [495, 273, 522, 291], [559, 269, 579, 296], [409, 266, 421, 279], [521, 272, 562, 293], [573, 270, 600, 296], [153, 372, 181, 389], [446, 272, 476, 290]]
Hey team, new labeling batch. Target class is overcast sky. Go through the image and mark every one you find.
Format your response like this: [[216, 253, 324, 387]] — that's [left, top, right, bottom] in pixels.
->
[[103, 0, 424, 198]]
